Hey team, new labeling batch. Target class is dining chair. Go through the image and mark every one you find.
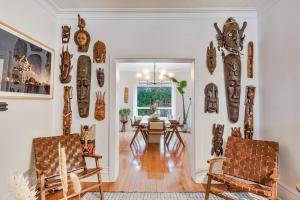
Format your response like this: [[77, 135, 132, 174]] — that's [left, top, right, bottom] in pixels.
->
[[147, 120, 166, 145]]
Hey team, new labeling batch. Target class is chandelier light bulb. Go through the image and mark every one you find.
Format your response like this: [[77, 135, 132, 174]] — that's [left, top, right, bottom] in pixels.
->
[[168, 72, 174, 77], [143, 69, 150, 75], [160, 70, 166, 75], [159, 74, 164, 80], [145, 75, 150, 80], [136, 73, 142, 78]]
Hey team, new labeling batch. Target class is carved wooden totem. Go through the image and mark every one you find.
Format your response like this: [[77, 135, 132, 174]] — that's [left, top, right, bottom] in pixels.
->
[[80, 124, 96, 154], [204, 83, 218, 113], [93, 41, 106, 63], [207, 41, 216, 75], [247, 41, 254, 78], [231, 127, 242, 137], [244, 86, 255, 139], [63, 86, 72, 136], [96, 68, 104, 87], [77, 55, 91, 118], [62, 25, 71, 43], [214, 17, 247, 54], [95, 91, 105, 121], [74, 14, 90, 52], [124, 87, 129, 103], [211, 124, 224, 156], [224, 53, 241, 123], [60, 46, 73, 84]]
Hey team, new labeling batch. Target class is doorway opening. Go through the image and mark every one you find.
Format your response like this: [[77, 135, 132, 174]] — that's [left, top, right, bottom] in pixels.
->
[[110, 59, 196, 191]]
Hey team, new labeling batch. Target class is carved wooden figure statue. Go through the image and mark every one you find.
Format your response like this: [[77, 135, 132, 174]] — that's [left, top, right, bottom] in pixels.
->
[[244, 86, 256, 139], [95, 91, 105, 121], [205, 83, 218, 113], [77, 55, 91, 118], [60, 46, 73, 83], [211, 124, 224, 156], [96, 68, 104, 87], [80, 124, 96, 154], [93, 41, 106, 63], [74, 14, 90, 52], [207, 41, 216, 75], [224, 53, 241, 123], [214, 17, 247, 54], [247, 41, 254, 78], [231, 127, 242, 137], [63, 86, 72, 136], [62, 25, 71, 43]]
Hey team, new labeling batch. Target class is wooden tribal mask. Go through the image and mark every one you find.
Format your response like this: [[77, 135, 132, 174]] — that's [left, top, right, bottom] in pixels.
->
[[96, 68, 104, 87], [247, 42, 254, 78], [224, 53, 241, 123], [244, 86, 255, 139], [80, 124, 96, 155], [231, 127, 241, 137], [93, 41, 106, 63], [214, 17, 247, 54], [62, 25, 71, 43], [74, 14, 90, 52], [211, 124, 224, 156], [95, 91, 105, 121], [204, 83, 218, 113], [60, 46, 73, 84], [77, 55, 91, 118], [63, 86, 72, 136], [206, 41, 216, 75]]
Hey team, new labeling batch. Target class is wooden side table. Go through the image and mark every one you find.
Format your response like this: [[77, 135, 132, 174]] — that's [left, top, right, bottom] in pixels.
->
[[120, 119, 128, 132]]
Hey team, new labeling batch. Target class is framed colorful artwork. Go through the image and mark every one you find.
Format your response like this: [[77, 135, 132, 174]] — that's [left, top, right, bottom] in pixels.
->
[[0, 22, 54, 99]]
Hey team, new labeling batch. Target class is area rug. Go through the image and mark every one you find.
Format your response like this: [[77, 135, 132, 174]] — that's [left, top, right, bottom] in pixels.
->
[[82, 192, 264, 200]]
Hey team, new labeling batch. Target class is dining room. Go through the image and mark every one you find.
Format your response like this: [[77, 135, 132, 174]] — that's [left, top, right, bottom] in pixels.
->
[[113, 60, 196, 191]]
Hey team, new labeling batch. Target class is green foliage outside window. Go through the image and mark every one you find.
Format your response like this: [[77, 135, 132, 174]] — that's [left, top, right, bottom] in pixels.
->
[[137, 87, 172, 107]]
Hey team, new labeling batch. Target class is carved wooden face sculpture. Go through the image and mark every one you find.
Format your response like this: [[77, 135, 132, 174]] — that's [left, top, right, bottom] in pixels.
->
[[214, 17, 247, 54], [247, 42, 254, 78], [212, 124, 224, 156], [80, 124, 96, 154], [62, 25, 71, 43], [77, 55, 91, 118], [96, 68, 104, 87], [60, 46, 73, 84], [231, 127, 241, 137], [207, 41, 216, 75], [74, 14, 90, 52], [95, 91, 105, 121], [93, 41, 106, 63], [224, 53, 241, 123], [244, 86, 255, 139], [246, 86, 255, 105], [204, 83, 218, 113]]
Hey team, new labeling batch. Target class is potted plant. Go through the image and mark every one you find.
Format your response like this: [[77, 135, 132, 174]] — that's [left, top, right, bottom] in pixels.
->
[[165, 75, 191, 131], [119, 108, 131, 121]]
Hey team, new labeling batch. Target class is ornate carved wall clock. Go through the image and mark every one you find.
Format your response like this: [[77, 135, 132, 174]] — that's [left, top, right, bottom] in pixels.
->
[[207, 41, 216, 75], [96, 68, 104, 87], [247, 41, 254, 78], [244, 86, 255, 139], [77, 55, 91, 118], [95, 91, 105, 121], [214, 17, 247, 55], [80, 124, 96, 155], [63, 86, 72, 136], [223, 53, 241, 123], [124, 87, 129, 103], [62, 25, 71, 44], [93, 41, 106, 63], [74, 14, 90, 52], [60, 46, 73, 83], [211, 124, 224, 156], [231, 127, 241, 137], [204, 83, 218, 113]]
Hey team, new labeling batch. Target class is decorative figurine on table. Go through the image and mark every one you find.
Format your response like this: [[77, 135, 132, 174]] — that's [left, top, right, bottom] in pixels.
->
[[80, 124, 96, 154], [74, 14, 90, 52]]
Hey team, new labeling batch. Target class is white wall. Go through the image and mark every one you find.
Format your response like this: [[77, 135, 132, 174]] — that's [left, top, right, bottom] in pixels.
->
[[57, 11, 259, 182], [259, 0, 300, 199], [0, 0, 57, 198]]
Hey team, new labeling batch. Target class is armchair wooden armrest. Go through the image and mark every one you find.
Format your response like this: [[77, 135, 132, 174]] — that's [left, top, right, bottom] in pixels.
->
[[207, 157, 226, 173], [270, 168, 280, 182], [83, 154, 102, 160]]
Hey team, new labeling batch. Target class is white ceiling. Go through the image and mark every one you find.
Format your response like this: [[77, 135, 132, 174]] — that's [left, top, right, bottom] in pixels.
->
[[49, 0, 269, 10], [119, 63, 191, 72]]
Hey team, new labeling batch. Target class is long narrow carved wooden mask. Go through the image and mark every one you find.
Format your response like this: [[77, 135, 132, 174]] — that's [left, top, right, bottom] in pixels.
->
[[96, 68, 104, 87], [60, 46, 73, 84], [95, 91, 105, 121], [224, 53, 241, 123], [77, 55, 91, 118]]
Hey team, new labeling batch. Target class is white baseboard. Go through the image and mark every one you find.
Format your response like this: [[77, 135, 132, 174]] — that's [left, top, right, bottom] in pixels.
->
[[278, 182, 300, 200]]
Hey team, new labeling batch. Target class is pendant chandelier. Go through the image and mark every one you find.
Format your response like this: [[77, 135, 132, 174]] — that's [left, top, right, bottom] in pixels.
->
[[136, 63, 173, 85]]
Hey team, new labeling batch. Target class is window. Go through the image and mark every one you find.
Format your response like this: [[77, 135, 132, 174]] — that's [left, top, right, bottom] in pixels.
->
[[136, 85, 174, 117]]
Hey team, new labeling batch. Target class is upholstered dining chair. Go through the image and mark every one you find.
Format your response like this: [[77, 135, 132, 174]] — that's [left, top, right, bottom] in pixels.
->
[[147, 120, 166, 145]]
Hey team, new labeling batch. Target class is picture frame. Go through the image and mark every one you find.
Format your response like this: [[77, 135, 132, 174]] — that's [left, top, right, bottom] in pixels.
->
[[0, 21, 54, 99]]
